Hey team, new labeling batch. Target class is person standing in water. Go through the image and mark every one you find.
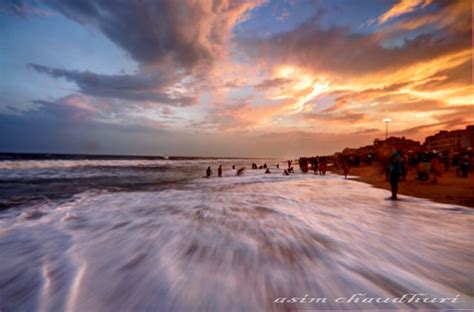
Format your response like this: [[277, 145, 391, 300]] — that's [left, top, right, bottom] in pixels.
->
[[206, 166, 212, 178], [388, 151, 402, 200], [218, 165, 222, 177]]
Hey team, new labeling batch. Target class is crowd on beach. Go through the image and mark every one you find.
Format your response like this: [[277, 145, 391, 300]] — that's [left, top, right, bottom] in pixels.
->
[[204, 156, 332, 179], [334, 149, 473, 200], [204, 149, 472, 201]]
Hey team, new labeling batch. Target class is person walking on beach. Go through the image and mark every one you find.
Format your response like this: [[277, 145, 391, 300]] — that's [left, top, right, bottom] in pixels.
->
[[218, 165, 222, 177], [388, 151, 402, 200], [206, 166, 212, 178], [342, 160, 350, 179]]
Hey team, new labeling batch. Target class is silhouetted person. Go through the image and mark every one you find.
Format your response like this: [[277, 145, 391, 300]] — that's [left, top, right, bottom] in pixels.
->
[[312, 158, 318, 175], [237, 167, 245, 176], [342, 162, 350, 179], [319, 158, 327, 175], [283, 169, 289, 176], [287, 160, 291, 169], [299, 158, 309, 173], [460, 154, 469, 177], [265, 168, 270, 174], [218, 165, 222, 177], [288, 166, 294, 173], [206, 166, 212, 178], [416, 153, 430, 181], [388, 151, 402, 200], [263, 163, 267, 169], [430, 154, 442, 183], [276, 163, 280, 169], [232, 164, 235, 170]]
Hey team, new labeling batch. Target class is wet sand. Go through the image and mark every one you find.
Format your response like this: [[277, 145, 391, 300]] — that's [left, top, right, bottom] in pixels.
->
[[330, 164, 474, 208]]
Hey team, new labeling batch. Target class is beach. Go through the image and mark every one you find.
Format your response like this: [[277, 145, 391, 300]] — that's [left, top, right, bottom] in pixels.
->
[[330, 163, 474, 208], [1, 157, 473, 311]]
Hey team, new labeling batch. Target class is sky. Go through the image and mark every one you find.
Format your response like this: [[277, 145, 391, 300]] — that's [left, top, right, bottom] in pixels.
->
[[0, 0, 472, 158]]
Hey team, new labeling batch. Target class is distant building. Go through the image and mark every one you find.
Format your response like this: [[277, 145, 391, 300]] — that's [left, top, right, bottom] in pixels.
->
[[423, 125, 474, 152], [372, 136, 421, 159]]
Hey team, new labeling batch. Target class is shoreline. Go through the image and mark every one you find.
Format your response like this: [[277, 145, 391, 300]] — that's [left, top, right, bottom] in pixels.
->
[[329, 164, 474, 208]]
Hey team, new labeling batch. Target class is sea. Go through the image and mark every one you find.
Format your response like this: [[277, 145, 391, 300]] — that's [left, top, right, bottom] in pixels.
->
[[0, 153, 473, 311]]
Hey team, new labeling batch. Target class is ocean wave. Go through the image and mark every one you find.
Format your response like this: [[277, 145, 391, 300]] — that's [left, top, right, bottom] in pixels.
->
[[1, 172, 473, 311], [0, 158, 256, 171]]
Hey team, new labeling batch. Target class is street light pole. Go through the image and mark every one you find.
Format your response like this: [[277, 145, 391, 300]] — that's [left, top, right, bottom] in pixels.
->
[[383, 118, 391, 140]]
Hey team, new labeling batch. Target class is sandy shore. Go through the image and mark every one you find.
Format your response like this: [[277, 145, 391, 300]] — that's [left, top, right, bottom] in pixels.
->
[[330, 164, 474, 208]]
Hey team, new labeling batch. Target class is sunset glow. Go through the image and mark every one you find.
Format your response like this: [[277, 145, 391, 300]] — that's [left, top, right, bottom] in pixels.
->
[[0, 0, 472, 157]]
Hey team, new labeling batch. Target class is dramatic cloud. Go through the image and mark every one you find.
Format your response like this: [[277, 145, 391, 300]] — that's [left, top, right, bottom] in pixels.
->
[[40, 0, 263, 70], [29, 64, 197, 106], [242, 18, 470, 78], [1, 0, 472, 156], [377, 0, 432, 24], [253, 78, 293, 90]]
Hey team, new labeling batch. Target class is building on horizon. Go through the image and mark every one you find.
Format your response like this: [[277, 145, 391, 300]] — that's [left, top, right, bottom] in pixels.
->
[[373, 136, 422, 158], [423, 125, 474, 153]]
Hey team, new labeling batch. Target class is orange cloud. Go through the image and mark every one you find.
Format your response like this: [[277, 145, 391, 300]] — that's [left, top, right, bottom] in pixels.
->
[[377, 0, 433, 24]]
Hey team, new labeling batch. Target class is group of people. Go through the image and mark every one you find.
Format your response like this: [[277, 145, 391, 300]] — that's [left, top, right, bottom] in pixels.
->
[[403, 150, 472, 181], [205, 157, 335, 178], [385, 149, 473, 199], [297, 157, 328, 175], [205, 162, 284, 178]]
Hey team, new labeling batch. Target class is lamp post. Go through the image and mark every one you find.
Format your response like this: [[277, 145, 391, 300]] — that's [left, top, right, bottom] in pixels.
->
[[383, 118, 391, 140]]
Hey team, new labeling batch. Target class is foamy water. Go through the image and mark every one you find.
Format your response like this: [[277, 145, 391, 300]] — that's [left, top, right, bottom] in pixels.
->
[[0, 159, 473, 311]]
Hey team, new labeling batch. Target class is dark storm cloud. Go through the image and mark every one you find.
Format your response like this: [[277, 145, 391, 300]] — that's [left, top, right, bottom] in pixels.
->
[[29, 64, 197, 106]]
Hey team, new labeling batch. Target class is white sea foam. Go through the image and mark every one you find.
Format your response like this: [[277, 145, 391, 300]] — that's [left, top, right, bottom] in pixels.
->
[[0, 158, 267, 170], [0, 170, 473, 311]]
